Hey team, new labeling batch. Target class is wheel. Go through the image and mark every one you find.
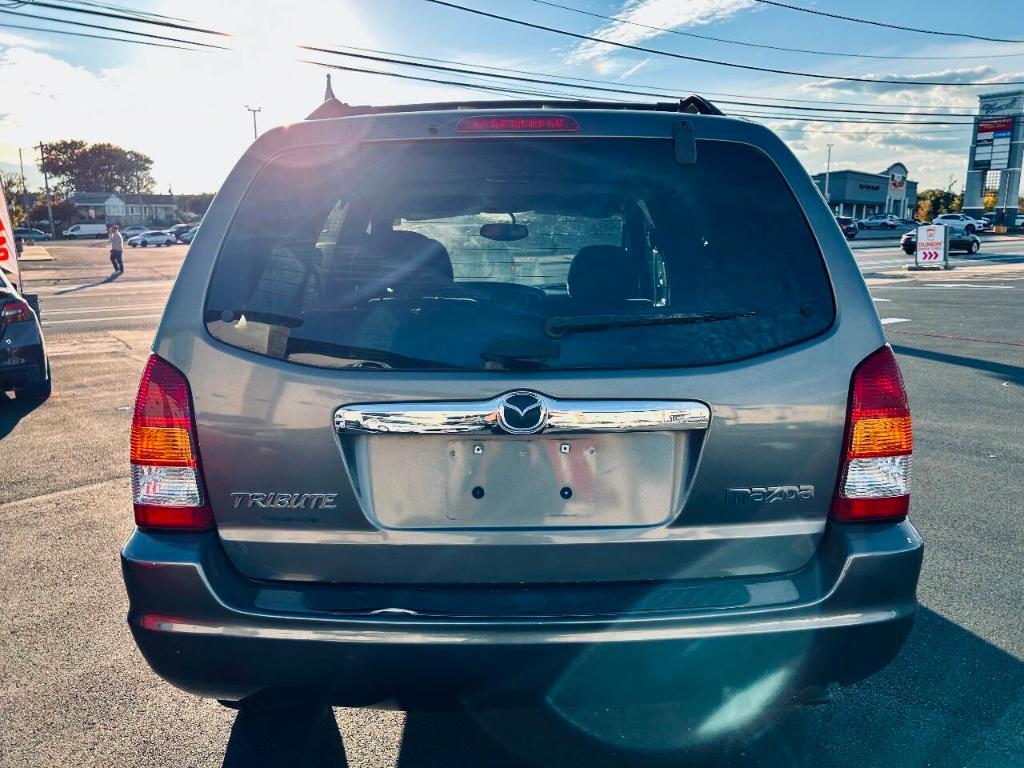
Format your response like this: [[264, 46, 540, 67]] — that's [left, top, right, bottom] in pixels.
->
[[969, 240, 980, 254], [18, 361, 51, 401], [857, 222, 865, 230], [887, 223, 896, 229], [965, 224, 975, 234], [130, 243, 137, 248], [903, 245, 915, 256], [141, 241, 148, 247]]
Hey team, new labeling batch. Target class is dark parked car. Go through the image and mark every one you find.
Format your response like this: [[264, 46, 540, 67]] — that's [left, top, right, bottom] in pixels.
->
[[178, 226, 199, 244], [0, 268, 51, 399], [836, 215, 858, 240], [901, 225, 980, 255], [12, 227, 52, 242], [167, 223, 195, 241], [121, 100, 921, 726]]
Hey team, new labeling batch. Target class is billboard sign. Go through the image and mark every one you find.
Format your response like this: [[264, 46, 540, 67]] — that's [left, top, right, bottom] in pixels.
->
[[915, 224, 948, 269], [973, 116, 1014, 170]]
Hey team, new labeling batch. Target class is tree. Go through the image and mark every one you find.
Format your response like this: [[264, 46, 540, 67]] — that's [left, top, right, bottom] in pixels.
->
[[28, 199, 76, 228], [983, 192, 998, 212], [179, 193, 214, 218], [915, 180, 962, 222], [1, 171, 27, 225], [38, 140, 155, 196]]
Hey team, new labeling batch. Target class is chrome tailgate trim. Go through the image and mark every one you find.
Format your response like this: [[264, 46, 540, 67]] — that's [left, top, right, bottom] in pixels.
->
[[334, 395, 710, 435]]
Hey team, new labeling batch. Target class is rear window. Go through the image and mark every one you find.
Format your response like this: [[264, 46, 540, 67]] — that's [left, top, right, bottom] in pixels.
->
[[205, 137, 834, 371]]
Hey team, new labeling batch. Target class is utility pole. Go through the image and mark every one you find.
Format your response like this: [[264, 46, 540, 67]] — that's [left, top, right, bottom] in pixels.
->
[[245, 105, 262, 140], [824, 143, 833, 208], [34, 142, 56, 238], [17, 148, 30, 221]]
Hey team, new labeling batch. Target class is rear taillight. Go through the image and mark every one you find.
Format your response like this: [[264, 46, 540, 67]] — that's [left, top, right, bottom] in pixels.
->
[[832, 345, 912, 523], [1, 299, 32, 323], [130, 355, 213, 531]]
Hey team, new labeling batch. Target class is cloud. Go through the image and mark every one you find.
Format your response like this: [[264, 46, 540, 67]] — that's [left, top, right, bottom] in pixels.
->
[[568, 0, 755, 63], [618, 57, 651, 81]]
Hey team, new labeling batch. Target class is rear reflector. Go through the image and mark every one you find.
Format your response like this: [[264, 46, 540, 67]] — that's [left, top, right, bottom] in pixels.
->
[[833, 345, 912, 523], [455, 115, 580, 133], [130, 355, 213, 531]]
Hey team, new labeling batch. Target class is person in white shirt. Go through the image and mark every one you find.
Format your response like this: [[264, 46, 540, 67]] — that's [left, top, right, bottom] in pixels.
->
[[109, 225, 124, 273]]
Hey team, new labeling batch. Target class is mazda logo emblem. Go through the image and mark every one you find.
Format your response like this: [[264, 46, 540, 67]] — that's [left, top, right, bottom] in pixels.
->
[[497, 391, 548, 435]]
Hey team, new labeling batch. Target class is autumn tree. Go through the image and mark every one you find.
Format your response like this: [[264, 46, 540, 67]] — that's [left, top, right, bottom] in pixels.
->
[[39, 140, 156, 196]]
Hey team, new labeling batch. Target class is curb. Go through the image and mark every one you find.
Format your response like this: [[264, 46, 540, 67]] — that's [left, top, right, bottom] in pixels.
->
[[19, 246, 53, 262]]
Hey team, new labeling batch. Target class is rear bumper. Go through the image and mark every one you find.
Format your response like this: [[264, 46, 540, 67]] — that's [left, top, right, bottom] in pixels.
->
[[0, 335, 46, 390], [122, 520, 922, 707]]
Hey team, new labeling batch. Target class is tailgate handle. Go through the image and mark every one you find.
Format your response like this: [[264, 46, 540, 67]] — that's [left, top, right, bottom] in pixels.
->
[[335, 396, 710, 435]]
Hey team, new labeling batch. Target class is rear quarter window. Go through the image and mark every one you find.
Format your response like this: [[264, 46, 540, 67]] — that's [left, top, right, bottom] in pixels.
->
[[205, 136, 834, 371]]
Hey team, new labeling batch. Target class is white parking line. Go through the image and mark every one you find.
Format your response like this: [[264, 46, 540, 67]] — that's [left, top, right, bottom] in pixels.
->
[[871, 297, 892, 302], [921, 283, 1014, 289], [42, 303, 166, 316], [880, 318, 911, 325], [42, 314, 163, 326]]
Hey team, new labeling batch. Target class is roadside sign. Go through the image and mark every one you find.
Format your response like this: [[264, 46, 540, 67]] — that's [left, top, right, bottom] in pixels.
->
[[0, 181, 21, 288], [914, 224, 949, 270]]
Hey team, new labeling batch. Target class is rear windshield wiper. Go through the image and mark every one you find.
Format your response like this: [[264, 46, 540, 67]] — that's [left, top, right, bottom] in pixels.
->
[[545, 310, 756, 339]]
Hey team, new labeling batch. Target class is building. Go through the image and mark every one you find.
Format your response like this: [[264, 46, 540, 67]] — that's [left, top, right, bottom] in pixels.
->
[[68, 192, 126, 222], [811, 163, 918, 220], [68, 192, 178, 226]]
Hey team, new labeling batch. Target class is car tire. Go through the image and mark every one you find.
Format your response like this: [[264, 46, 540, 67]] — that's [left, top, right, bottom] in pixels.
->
[[857, 223, 865, 230], [141, 242, 148, 247], [969, 240, 980, 254], [902, 245, 915, 256], [966, 224, 975, 234], [19, 361, 52, 401]]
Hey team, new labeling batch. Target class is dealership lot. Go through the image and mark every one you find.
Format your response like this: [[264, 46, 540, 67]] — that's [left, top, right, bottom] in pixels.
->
[[1, 240, 1022, 767]]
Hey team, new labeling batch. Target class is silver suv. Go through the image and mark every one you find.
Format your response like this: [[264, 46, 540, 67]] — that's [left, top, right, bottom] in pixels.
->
[[121, 100, 921, 720]]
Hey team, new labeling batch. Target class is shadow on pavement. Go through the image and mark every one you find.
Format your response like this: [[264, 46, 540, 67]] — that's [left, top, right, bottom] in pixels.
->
[[222, 704, 347, 768], [0, 390, 46, 440], [54, 270, 123, 295], [219, 608, 1024, 767], [891, 344, 1024, 386]]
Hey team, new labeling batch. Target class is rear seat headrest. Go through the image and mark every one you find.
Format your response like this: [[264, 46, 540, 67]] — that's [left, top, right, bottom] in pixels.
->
[[567, 245, 636, 307]]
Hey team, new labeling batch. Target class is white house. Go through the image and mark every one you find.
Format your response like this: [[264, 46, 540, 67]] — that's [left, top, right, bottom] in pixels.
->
[[69, 192, 179, 225]]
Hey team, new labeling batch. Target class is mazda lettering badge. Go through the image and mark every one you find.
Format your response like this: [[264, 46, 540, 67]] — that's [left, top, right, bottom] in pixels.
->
[[497, 391, 548, 435]]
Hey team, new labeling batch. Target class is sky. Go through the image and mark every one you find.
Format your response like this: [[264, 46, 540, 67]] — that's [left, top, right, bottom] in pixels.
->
[[3, 0, 1024, 193]]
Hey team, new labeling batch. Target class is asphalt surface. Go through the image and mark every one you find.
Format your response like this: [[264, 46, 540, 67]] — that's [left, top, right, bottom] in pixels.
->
[[1, 239, 1022, 767]]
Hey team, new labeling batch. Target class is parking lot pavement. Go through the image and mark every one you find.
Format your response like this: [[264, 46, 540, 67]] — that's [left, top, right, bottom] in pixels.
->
[[1, 242, 1022, 767]]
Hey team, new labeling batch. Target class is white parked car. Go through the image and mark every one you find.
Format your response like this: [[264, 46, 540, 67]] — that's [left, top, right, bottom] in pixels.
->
[[856, 213, 902, 230], [127, 230, 175, 247], [932, 213, 987, 234]]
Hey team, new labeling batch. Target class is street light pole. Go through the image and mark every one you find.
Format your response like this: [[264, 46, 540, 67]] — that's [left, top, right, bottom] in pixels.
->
[[245, 105, 262, 140], [824, 143, 833, 208], [17, 148, 30, 221], [34, 142, 56, 238]]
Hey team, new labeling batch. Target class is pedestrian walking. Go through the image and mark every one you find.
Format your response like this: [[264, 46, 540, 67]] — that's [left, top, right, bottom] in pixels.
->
[[109, 224, 124, 273]]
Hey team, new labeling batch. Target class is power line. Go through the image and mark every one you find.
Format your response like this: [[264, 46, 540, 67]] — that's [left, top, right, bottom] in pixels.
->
[[423, 0, 1024, 87], [751, 0, 1024, 44], [303, 59, 610, 102], [325, 43, 977, 111], [13, 0, 227, 36], [58, 0, 193, 23], [528, 0, 1024, 60], [304, 44, 987, 118], [0, 8, 229, 48], [0, 19, 197, 49]]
